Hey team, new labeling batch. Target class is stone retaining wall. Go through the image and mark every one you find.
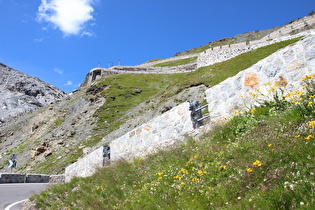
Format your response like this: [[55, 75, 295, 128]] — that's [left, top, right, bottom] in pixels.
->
[[197, 30, 315, 68], [65, 146, 106, 182], [0, 173, 65, 183], [65, 102, 194, 182], [110, 102, 193, 162], [205, 33, 315, 123]]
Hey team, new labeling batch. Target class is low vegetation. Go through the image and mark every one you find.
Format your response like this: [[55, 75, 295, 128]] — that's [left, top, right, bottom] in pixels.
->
[[28, 37, 315, 208], [90, 37, 301, 144], [152, 56, 197, 67], [31, 73, 315, 209]]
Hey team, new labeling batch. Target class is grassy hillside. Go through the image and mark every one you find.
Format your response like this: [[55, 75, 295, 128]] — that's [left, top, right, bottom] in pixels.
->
[[29, 37, 315, 208], [0, 37, 300, 176], [89, 36, 301, 143], [31, 73, 315, 209]]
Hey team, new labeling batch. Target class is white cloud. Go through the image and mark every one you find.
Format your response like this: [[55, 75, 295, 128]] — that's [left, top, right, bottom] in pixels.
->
[[54, 67, 63, 74], [80, 31, 94, 37], [64, 80, 73, 86], [37, 0, 95, 36]]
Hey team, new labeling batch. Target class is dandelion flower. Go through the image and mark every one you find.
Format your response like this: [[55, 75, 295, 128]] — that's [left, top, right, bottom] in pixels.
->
[[250, 108, 256, 115], [308, 101, 313, 107], [294, 135, 301, 138], [158, 177, 163, 180], [180, 182, 185, 186], [268, 143, 272, 147]]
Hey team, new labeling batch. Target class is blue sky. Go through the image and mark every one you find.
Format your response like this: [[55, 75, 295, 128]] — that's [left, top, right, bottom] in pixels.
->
[[0, 0, 315, 93]]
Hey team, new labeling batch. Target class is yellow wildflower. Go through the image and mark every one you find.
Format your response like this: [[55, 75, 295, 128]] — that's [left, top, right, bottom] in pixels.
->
[[305, 134, 312, 140], [178, 168, 189, 175], [308, 101, 313, 107], [174, 175, 182, 180], [156, 172, 164, 176], [247, 168, 253, 173], [264, 81, 271, 86], [301, 74, 314, 81], [219, 165, 227, 170], [192, 178, 200, 182], [180, 182, 185, 186], [158, 177, 163, 180], [250, 92, 258, 98], [250, 108, 256, 115], [253, 160, 262, 167], [292, 101, 299, 105], [309, 120, 315, 129], [294, 135, 301, 138], [197, 170, 207, 175], [268, 143, 272, 147]]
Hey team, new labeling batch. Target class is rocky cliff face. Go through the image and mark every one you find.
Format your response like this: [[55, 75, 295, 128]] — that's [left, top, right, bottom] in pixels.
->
[[0, 63, 66, 124]]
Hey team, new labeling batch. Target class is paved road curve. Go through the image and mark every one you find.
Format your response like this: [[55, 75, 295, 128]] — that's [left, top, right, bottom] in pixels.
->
[[0, 183, 53, 209]]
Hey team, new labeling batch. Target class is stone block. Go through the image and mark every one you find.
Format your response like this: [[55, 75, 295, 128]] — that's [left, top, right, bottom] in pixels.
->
[[26, 174, 50, 183], [0, 173, 25, 183]]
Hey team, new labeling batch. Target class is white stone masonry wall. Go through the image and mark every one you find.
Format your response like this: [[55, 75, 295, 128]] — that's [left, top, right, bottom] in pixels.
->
[[110, 102, 193, 162], [205, 33, 315, 123], [65, 102, 194, 182], [198, 14, 315, 69], [197, 30, 315, 69], [65, 146, 105, 182]]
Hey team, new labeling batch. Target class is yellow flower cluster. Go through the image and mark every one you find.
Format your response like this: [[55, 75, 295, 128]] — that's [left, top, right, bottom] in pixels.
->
[[301, 74, 315, 81], [178, 168, 189, 175], [253, 160, 262, 167], [308, 120, 315, 129], [174, 175, 182, 180], [197, 170, 207, 175], [246, 160, 262, 173]]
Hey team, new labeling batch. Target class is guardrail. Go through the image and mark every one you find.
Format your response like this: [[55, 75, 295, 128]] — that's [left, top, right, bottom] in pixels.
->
[[189, 100, 210, 129]]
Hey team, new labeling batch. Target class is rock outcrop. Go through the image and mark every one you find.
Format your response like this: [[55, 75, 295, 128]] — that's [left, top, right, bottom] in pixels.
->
[[0, 63, 66, 124]]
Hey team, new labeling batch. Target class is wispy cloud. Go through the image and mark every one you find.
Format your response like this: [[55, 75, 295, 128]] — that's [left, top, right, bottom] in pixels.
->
[[37, 0, 95, 36], [64, 80, 73, 86], [54, 67, 63, 74], [81, 31, 94, 37]]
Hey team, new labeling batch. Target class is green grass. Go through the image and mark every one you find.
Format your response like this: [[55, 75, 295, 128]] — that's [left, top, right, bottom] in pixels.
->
[[31, 75, 315, 209], [86, 37, 302, 149], [152, 56, 197, 67]]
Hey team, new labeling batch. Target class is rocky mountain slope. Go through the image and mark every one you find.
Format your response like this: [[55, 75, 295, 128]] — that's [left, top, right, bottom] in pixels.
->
[[0, 63, 66, 124]]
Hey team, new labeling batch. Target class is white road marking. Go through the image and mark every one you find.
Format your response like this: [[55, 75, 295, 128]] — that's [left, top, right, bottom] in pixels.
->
[[4, 199, 28, 210]]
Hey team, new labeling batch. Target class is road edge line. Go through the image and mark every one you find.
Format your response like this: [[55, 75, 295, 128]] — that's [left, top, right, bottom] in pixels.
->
[[4, 199, 29, 210]]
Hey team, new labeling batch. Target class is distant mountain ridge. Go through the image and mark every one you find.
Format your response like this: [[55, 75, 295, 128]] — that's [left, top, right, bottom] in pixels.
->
[[0, 63, 66, 124]]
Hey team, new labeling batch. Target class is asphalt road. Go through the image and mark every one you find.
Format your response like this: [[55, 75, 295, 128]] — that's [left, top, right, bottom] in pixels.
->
[[0, 183, 53, 210]]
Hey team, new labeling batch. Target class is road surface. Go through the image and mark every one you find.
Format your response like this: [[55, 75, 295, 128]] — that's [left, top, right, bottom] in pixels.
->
[[0, 183, 53, 209]]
